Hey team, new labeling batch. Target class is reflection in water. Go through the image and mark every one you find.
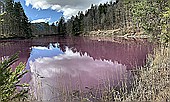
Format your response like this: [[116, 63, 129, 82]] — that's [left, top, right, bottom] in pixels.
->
[[0, 36, 153, 101], [27, 43, 63, 65], [28, 44, 129, 101], [0, 40, 30, 69]]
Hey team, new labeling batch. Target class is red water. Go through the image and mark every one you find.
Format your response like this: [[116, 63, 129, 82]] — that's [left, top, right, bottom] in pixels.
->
[[0, 36, 153, 101]]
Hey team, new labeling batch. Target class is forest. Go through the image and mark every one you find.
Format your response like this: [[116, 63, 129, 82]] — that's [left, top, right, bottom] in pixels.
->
[[0, 0, 31, 38], [0, 0, 170, 42], [64, 0, 170, 42]]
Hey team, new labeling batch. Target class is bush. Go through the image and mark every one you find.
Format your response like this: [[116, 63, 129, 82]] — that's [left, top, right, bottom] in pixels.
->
[[0, 53, 29, 102]]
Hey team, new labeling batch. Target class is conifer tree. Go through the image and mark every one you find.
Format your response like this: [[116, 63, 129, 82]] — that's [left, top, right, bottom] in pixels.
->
[[0, 53, 29, 101], [58, 16, 66, 35], [0, 0, 31, 38]]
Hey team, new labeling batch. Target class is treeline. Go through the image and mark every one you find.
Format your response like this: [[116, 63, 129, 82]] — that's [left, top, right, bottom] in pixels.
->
[[31, 0, 169, 40], [57, 0, 170, 41], [29, 0, 147, 36], [31, 17, 66, 36], [58, 0, 121, 36], [125, 0, 170, 42], [30, 0, 133, 36], [57, 0, 143, 36], [0, 0, 31, 38], [0, 0, 169, 40], [31, 22, 57, 36]]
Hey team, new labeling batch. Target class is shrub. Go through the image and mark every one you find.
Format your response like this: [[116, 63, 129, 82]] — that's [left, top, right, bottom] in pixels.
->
[[0, 53, 29, 102]]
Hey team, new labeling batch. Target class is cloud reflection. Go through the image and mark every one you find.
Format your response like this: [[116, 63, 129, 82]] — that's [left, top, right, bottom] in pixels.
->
[[28, 43, 128, 101]]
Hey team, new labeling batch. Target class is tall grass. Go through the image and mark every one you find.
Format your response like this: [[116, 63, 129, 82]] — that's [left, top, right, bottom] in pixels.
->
[[56, 44, 170, 102], [125, 44, 170, 101], [30, 44, 170, 102]]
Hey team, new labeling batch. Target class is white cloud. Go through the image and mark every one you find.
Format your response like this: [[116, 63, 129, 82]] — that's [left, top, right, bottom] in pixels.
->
[[25, 0, 115, 19], [51, 5, 61, 10], [31, 18, 51, 23], [28, 44, 128, 101]]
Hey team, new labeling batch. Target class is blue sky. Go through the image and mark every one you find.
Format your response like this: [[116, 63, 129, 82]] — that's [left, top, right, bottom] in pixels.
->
[[14, 0, 115, 24], [14, 0, 63, 24]]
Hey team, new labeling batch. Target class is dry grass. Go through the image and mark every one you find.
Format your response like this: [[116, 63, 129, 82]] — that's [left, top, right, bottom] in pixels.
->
[[62, 44, 170, 102], [125, 44, 170, 101], [30, 44, 170, 102]]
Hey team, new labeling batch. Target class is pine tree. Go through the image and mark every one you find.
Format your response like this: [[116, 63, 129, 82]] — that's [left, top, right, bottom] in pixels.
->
[[66, 16, 74, 35], [14, 2, 21, 37], [44, 22, 50, 35], [0, 1, 5, 36], [5, 0, 14, 36], [0, 0, 31, 38], [14, 2, 31, 38], [0, 53, 29, 101], [58, 16, 66, 35], [51, 22, 57, 34]]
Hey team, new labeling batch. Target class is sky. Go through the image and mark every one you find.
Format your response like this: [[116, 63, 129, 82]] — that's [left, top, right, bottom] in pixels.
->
[[14, 0, 115, 24]]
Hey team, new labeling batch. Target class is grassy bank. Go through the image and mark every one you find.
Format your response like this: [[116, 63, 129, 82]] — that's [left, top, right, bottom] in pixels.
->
[[125, 44, 170, 101]]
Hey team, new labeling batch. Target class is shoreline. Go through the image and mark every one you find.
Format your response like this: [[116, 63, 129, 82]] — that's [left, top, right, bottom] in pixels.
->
[[81, 29, 151, 44], [82, 29, 149, 39], [0, 29, 150, 42]]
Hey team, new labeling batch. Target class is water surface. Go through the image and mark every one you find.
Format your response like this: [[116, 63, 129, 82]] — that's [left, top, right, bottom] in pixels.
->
[[0, 36, 153, 101]]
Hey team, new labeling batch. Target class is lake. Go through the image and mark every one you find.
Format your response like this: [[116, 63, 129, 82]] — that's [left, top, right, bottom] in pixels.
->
[[0, 36, 153, 101]]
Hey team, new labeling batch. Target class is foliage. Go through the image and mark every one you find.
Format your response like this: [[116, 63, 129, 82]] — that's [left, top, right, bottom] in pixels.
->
[[0, 53, 29, 102], [125, 0, 170, 42], [14, 2, 32, 38], [160, 5, 170, 43], [72, 12, 84, 36], [30, 0, 170, 38], [58, 0, 170, 40], [59, 1, 120, 36], [57, 16, 66, 35], [0, 0, 31, 38], [1, 0, 169, 39]]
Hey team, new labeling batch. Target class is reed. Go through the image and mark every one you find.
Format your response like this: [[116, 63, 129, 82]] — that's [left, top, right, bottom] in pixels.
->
[[58, 44, 170, 102], [125, 44, 170, 101], [31, 44, 170, 102]]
